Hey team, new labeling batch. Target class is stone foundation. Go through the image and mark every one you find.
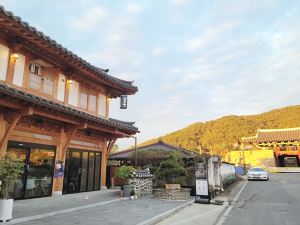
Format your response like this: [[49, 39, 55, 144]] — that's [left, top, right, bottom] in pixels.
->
[[153, 188, 191, 200]]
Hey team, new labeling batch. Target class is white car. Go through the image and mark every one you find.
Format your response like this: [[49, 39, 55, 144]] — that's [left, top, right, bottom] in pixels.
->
[[247, 167, 269, 181]]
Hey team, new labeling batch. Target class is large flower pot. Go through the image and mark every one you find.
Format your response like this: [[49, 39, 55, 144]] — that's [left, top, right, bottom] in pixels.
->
[[123, 184, 133, 197], [0, 199, 13, 222]]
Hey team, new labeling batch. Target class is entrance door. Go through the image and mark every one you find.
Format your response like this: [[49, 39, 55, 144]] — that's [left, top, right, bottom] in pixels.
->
[[7, 142, 55, 199], [63, 149, 101, 194]]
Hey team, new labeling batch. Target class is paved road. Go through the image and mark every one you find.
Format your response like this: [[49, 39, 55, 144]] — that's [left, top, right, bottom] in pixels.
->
[[223, 173, 300, 225]]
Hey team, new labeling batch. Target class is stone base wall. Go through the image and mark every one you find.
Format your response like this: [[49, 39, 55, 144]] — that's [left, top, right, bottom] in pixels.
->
[[153, 188, 191, 200], [128, 177, 153, 196]]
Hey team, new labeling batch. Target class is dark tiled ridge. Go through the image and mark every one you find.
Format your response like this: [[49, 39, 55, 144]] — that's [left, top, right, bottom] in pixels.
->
[[0, 5, 137, 93], [0, 83, 138, 133]]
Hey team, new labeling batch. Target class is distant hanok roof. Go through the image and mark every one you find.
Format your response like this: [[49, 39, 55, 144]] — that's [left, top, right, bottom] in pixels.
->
[[109, 140, 198, 160], [242, 127, 300, 143], [0, 6, 137, 97]]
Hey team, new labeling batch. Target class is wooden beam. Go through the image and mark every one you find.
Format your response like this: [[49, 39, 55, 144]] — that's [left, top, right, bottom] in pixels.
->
[[0, 107, 34, 156], [87, 124, 117, 135], [106, 138, 117, 161], [33, 109, 81, 125], [61, 126, 78, 160]]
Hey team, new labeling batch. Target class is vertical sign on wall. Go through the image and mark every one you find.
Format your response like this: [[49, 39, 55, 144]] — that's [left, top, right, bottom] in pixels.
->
[[195, 162, 210, 204], [120, 95, 128, 109]]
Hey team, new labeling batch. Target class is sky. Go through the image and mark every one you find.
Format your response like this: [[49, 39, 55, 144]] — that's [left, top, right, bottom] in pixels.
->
[[1, 0, 300, 149]]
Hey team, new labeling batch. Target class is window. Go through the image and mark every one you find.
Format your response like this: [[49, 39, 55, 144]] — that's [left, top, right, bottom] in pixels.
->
[[28, 63, 54, 96], [28, 63, 42, 90], [79, 84, 97, 113], [88, 92, 97, 113]]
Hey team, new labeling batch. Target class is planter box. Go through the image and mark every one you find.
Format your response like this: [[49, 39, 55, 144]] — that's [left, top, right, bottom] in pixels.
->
[[0, 199, 13, 222]]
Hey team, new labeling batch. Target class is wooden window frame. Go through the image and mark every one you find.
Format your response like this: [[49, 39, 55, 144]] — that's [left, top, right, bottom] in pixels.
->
[[26, 61, 58, 98], [78, 84, 98, 114]]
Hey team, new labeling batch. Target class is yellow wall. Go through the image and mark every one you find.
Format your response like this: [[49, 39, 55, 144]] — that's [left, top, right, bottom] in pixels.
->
[[225, 149, 275, 167]]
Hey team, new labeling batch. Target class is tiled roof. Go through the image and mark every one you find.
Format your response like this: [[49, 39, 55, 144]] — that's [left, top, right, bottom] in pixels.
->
[[0, 83, 138, 134], [109, 140, 198, 159], [242, 127, 300, 143], [0, 5, 137, 95]]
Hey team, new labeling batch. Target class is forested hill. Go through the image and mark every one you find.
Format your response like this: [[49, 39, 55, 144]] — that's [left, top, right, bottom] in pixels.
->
[[140, 105, 300, 156]]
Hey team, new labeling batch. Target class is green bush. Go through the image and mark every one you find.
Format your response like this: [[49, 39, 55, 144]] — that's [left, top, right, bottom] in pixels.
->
[[154, 158, 187, 187], [0, 155, 24, 199], [115, 165, 135, 183]]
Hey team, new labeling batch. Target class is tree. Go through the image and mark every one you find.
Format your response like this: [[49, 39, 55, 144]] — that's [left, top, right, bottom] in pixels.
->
[[154, 158, 187, 187]]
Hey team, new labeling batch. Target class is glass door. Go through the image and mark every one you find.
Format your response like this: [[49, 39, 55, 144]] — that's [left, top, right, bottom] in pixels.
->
[[7, 142, 56, 199], [64, 149, 101, 194], [80, 152, 89, 192], [65, 150, 81, 193], [24, 149, 55, 198]]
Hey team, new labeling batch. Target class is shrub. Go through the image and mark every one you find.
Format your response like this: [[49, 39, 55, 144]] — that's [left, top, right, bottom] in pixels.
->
[[154, 158, 187, 187], [115, 165, 135, 184], [0, 155, 24, 199]]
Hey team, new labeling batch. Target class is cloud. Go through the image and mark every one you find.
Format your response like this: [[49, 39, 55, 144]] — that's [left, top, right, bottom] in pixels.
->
[[152, 47, 167, 56], [127, 2, 143, 14], [168, 0, 193, 7], [185, 21, 237, 51], [69, 6, 107, 32]]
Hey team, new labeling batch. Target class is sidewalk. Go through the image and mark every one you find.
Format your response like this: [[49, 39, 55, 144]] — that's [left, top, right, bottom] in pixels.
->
[[5, 190, 194, 225], [12, 189, 122, 220], [156, 178, 247, 225]]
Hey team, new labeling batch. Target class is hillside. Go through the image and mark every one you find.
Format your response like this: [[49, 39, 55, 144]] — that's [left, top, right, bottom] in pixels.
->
[[140, 105, 300, 156]]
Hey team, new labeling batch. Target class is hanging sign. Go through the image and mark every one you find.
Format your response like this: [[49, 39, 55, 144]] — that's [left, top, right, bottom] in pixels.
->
[[120, 95, 128, 109]]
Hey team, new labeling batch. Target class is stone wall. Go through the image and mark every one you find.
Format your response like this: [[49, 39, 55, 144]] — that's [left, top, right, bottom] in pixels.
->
[[128, 177, 153, 196], [153, 188, 191, 200]]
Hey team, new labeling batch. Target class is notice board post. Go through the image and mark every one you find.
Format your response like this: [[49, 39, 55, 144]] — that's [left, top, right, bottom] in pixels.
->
[[195, 160, 210, 204]]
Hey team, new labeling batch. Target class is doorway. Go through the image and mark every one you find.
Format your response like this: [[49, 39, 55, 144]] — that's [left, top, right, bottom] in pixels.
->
[[63, 149, 101, 194], [7, 141, 56, 199]]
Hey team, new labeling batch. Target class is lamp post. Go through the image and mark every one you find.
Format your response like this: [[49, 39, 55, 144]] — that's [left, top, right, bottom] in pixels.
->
[[131, 136, 137, 168]]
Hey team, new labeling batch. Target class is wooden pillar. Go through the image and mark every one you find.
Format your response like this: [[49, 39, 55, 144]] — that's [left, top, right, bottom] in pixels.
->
[[100, 138, 117, 189], [100, 139, 108, 189], [0, 110, 7, 156], [52, 128, 66, 194]]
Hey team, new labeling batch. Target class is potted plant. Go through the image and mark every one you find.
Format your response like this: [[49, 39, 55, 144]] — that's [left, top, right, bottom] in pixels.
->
[[0, 155, 24, 222], [115, 165, 135, 197]]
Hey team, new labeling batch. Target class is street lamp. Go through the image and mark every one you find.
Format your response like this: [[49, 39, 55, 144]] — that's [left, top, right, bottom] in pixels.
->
[[131, 136, 137, 168]]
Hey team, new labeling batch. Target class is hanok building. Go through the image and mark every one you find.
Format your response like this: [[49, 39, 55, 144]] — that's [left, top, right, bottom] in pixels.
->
[[0, 6, 138, 199], [242, 127, 300, 167]]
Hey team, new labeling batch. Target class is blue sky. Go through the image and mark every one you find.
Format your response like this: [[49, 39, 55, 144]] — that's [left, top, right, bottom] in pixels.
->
[[1, 0, 300, 149]]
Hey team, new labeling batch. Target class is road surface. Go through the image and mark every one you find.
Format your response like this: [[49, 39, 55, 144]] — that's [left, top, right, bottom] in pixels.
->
[[223, 173, 300, 225]]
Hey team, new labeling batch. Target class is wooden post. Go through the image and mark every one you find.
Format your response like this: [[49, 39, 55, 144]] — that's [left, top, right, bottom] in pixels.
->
[[101, 139, 108, 189], [0, 109, 6, 156], [52, 128, 66, 194]]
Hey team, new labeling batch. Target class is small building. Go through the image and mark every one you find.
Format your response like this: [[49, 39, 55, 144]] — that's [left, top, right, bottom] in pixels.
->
[[109, 140, 199, 165], [0, 6, 138, 199], [242, 127, 300, 167], [108, 141, 199, 187]]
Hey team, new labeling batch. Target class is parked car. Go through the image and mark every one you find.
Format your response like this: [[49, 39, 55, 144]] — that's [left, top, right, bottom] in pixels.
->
[[247, 167, 269, 181]]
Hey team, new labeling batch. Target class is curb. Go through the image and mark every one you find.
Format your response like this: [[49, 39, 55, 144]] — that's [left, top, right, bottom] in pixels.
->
[[5, 198, 126, 224], [136, 199, 195, 225]]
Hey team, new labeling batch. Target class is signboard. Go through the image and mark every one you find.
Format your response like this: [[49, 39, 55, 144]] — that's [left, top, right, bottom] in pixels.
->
[[120, 95, 128, 109], [196, 179, 208, 195], [54, 160, 64, 178], [195, 162, 209, 204]]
